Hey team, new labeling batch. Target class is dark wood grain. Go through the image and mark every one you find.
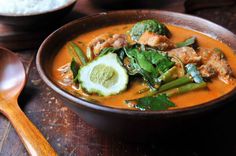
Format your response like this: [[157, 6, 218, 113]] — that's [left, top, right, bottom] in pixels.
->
[[1, 0, 236, 155]]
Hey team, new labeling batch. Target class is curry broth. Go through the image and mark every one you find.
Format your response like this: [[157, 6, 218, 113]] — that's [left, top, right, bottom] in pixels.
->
[[52, 24, 236, 109]]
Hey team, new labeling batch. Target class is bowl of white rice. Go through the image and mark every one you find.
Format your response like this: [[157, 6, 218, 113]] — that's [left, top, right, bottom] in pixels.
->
[[0, 0, 77, 26]]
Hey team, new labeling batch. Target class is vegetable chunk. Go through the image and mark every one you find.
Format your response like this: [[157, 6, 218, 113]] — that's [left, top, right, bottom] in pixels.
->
[[78, 53, 128, 96], [129, 19, 170, 41]]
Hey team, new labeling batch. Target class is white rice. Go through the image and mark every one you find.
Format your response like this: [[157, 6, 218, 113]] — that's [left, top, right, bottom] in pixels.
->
[[0, 0, 75, 16]]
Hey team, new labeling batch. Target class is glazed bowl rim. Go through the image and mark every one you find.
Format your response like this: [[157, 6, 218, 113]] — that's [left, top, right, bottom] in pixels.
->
[[36, 10, 236, 117]]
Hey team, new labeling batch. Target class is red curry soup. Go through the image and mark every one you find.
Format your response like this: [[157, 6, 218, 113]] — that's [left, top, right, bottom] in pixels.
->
[[52, 20, 236, 110]]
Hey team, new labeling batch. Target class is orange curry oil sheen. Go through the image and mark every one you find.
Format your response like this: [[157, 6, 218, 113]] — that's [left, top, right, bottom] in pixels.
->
[[51, 24, 236, 109]]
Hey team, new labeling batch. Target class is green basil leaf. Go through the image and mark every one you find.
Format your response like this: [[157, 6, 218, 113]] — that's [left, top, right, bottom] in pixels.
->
[[70, 58, 80, 82], [135, 94, 175, 111], [176, 37, 196, 48]]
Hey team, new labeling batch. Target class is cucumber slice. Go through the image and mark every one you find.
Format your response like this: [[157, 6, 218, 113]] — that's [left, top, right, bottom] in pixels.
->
[[78, 53, 128, 96]]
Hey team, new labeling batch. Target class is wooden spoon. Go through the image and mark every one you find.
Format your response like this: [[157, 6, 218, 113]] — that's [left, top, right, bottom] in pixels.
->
[[0, 47, 57, 156]]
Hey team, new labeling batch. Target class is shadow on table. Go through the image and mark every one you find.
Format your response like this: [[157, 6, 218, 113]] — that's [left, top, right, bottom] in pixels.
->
[[18, 86, 38, 110]]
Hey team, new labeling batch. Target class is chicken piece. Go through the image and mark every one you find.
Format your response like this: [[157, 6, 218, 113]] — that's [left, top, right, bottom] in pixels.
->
[[88, 33, 128, 56], [198, 48, 234, 84], [88, 34, 111, 56], [112, 34, 128, 48], [198, 65, 216, 78], [168, 47, 201, 64], [137, 31, 175, 50]]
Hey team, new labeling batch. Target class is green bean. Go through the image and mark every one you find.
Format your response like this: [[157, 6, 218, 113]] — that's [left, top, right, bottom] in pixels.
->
[[67, 45, 79, 63], [158, 66, 178, 83], [69, 41, 87, 65], [164, 82, 207, 97], [148, 75, 193, 96], [158, 75, 193, 92]]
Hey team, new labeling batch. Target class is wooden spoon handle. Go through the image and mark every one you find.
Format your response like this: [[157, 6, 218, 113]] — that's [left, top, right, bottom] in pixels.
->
[[1, 100, 57, 156]]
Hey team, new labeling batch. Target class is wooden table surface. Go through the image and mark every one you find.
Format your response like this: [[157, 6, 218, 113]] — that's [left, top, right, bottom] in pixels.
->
[[1, 0, 236, 155]]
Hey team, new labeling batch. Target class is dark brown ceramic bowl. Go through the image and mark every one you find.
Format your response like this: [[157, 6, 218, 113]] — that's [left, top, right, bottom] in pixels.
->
[[36, 10, 236, 139], [0, 0, 76, 27]]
